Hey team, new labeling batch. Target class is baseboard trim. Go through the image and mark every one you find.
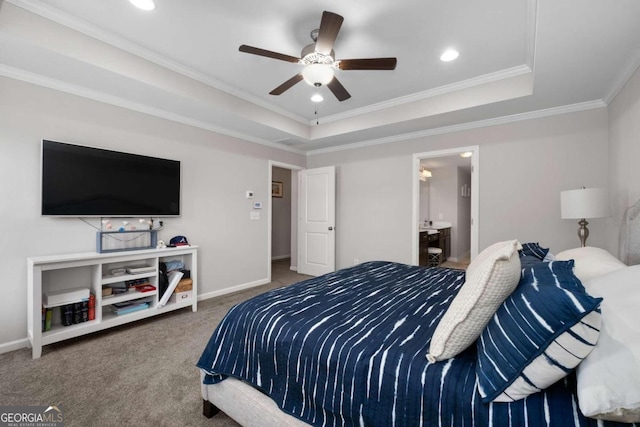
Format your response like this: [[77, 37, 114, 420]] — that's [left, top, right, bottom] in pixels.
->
[[0, 338, 29, 355], [289, 266, 298, 272], [271, 254, 291, 261], [197, 278, 271, 301]]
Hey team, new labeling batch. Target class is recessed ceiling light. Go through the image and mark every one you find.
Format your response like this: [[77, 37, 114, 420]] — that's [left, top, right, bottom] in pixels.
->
[[460, 151, 473, 158], [311, 93, 324, 103], [440, 49, 459, 62], [129, 0, 156, 11]]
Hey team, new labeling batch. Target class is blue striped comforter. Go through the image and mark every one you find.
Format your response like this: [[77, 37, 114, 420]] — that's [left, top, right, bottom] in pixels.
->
[[197, 261, 634, 427]]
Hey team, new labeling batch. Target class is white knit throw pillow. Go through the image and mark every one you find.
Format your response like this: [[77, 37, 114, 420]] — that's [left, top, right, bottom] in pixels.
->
[[427, 240, 521, 362]]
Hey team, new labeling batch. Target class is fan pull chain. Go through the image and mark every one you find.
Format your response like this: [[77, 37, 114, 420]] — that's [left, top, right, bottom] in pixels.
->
[[315, 105, 319, 125]]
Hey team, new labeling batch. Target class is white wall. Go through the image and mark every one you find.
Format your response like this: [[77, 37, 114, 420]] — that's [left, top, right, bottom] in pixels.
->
[[0, 76, 305, 349], [608, 65, 640, 257], [271, 167, 292, 259], [308, 108, 610, 269], [428, 166, 457, 226]]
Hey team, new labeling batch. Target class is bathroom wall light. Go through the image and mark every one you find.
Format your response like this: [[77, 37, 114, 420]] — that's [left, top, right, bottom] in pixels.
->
[[419, 167, 432, 181]]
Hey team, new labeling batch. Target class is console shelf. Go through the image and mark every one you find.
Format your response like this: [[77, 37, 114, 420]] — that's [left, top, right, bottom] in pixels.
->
[[101, 271, 156, 285], [101, 290, 158, 306], [27, 246, 198, 359]]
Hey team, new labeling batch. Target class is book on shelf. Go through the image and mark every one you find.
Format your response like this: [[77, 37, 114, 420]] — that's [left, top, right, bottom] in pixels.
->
[[61, 304, 73, 326], [125, 279, 156, 293], [112, 303, 149, 315], [125, 265, 156, 274], [72, 302, 82, 324], [157, 270, 184, 308], [134, 284, 156, 293], [111, 300, 150, 315], [42, 307, 53, 332], [105, 282, 128, 294]]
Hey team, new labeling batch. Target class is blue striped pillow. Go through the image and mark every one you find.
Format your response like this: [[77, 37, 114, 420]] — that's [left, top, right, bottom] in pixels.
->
[[519, 242, 549, 260], [476, 260, 602, 403], [519, 255, 544, 268]]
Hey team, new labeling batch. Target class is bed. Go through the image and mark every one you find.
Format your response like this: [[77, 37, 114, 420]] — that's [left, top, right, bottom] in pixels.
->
[[197, 239, 640, 426]]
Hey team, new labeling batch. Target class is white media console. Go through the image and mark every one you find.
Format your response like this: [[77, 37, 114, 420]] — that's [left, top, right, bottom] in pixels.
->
[[27, 246, 198, 359]]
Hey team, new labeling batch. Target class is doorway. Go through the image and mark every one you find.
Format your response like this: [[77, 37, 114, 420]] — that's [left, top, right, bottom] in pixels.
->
[[412, 146, 479, 266], [268, 161, 302, 282]]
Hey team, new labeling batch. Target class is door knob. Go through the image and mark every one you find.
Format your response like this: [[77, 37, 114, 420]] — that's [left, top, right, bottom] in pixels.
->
[[328, 226, 334, 231]]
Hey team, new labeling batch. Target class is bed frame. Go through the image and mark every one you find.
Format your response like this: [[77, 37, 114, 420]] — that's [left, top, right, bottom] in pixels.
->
[[201, 373, 308, 426]]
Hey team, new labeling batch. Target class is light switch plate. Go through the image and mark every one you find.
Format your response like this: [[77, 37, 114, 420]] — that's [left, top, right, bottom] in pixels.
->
[[250, 211, 260, 220]]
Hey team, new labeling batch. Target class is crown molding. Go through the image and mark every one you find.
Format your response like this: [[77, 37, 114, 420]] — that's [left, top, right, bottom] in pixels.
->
[[603, 48, 640, 105], [308, 65, 532, 126], [5, 0, 309, 126], [0, 64, 306, 155], [2, 58, 606, 159], [306, 99, 606, 156]]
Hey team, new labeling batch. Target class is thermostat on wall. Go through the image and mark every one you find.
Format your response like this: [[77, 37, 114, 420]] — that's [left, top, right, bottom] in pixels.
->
[[253, 202, 262, 209]]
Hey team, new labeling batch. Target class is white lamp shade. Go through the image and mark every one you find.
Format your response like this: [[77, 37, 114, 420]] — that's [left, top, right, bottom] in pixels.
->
[[302, 64, 335, 86], [561, 188, 611, 219]]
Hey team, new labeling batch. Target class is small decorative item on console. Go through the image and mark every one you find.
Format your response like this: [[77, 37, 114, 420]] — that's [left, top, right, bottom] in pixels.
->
[[169, 236, 189, 247]]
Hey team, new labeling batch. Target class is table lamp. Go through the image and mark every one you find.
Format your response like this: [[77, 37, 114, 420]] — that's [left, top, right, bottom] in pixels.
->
[[560, 187, 610, 247]]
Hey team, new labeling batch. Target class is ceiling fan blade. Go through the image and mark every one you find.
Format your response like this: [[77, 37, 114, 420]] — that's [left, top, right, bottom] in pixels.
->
[[315, 11, 344, 55], [338, 57, 397, 70], [327, 77, 351, 102], [269, 74, 304, 95], [239, 45, 300, 63]]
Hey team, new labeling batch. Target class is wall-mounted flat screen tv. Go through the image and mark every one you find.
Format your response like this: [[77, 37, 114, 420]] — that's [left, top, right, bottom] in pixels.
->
[[41, 140, 180, 217]]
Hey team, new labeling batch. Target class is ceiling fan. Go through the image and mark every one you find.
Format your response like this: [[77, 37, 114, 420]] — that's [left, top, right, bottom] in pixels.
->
[[238, 11, 397, 102]]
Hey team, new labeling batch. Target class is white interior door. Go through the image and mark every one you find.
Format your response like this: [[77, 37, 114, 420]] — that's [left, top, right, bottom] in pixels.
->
[[298, 166, 336, 276]]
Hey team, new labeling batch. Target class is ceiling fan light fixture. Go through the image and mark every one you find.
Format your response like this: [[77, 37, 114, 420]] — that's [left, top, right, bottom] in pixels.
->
[[238, 11, 394, 102], [440, 49, 459, 62], [129, 0, 156, 11], [311, 93, 324, 103], [302, 63, 335, 87]]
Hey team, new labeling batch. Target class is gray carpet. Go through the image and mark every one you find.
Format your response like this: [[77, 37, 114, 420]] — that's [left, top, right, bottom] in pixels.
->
[[0, 259, 310, 427]]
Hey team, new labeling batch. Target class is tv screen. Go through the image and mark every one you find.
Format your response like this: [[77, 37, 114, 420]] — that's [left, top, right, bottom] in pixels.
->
[[41, 140, 180, 217]]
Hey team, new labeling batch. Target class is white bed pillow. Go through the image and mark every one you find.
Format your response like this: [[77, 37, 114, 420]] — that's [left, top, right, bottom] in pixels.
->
[[577, 265, 640, 423], [555, 246, 625, 282], [426, 240, 521, 362]]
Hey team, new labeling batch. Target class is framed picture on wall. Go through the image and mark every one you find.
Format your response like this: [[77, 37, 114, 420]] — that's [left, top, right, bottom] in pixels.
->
[[272, 181, 283, 198]]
